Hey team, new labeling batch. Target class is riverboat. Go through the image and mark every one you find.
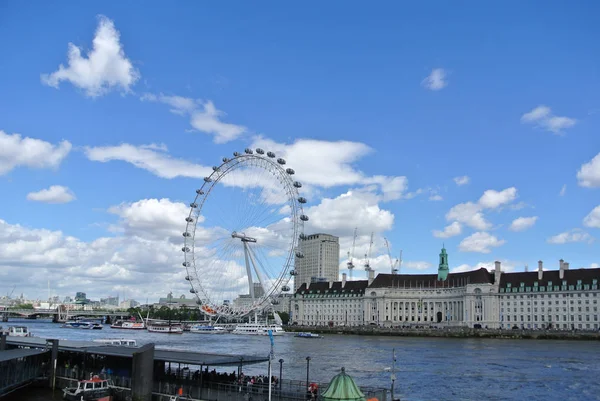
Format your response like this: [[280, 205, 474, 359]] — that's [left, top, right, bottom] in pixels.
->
[[189, 324, 227, 334], [62, 321, 103, 330], [3, 325, 33, 337], [62, 375, 112, 401], [110, 319, 146, 330], [295, 332, 322, 339], [232, 323, 285, 336], [93, 338, 137, 346], [147, 322, 183, 334]]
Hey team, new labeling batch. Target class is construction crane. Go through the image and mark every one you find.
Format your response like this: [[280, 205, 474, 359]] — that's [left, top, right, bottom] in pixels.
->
[[384, 237, 400, 275], [346, 228, 358, 279], [364, 232, 374, 273], [398, 250, 403, 275]]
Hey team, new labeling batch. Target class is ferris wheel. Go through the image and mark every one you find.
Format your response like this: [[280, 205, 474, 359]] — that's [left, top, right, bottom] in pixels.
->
[[182, 148, 308, 318]]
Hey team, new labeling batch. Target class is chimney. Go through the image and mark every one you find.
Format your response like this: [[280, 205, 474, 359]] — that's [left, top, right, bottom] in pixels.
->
[[342, 273, 347, 288], [494, 261, 502, 283], [560, 261, 569, 280], [538, 260, 543, 280], [368, 269, 375, 285]]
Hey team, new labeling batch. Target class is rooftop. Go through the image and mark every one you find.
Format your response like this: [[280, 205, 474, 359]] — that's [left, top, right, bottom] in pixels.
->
[[369, 268, 495, 288], [499, 268, 600, 287]]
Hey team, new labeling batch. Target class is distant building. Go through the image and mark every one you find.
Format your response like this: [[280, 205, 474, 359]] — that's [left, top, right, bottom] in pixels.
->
[[63, 296, 72, 303], [119, 299, 140, 309], [74, 292, 89, 305], [157, 292, 198, 309], [294, 233, 340, 292], [100, 296, 120, 306]]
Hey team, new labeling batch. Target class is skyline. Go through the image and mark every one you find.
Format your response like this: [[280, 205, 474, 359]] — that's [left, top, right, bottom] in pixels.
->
[[0, 2, 598, 303]]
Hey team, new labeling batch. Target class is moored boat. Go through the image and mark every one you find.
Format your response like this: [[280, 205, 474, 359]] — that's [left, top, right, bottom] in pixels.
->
[[62, 375, 112, 400], [4, 325, 33, 337], [110, 319, 146, 330], [62, 321, 103, 330], [189, 324, 226, 334], [295, 332, 322, 339], [232, 323, 285, 336], [147, 322, 183, 334]]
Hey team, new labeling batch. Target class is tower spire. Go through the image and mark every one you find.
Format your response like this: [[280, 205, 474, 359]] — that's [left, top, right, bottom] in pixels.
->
[[438, 246, 449, 281]]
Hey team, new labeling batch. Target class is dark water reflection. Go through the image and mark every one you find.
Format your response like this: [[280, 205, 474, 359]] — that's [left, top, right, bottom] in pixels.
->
[[7, 320, 600, 401]]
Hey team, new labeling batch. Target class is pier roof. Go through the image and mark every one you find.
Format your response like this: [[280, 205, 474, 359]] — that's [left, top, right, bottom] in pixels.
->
[[0, 348, 48, 362], [5, 337, 268, 367]]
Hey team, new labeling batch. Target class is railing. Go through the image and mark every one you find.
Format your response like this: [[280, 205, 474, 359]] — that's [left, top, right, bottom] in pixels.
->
[[56, 367, 387, 401]]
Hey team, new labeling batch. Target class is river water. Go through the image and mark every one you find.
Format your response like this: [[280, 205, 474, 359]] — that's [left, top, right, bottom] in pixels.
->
[[5, 319, 600, 401]]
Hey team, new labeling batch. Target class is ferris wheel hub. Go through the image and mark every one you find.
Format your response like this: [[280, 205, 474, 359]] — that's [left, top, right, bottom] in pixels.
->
[[231, 231, 257, 243]]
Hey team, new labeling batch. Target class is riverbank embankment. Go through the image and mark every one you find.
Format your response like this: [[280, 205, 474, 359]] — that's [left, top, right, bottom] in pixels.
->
[[285, 326, 600, 340]]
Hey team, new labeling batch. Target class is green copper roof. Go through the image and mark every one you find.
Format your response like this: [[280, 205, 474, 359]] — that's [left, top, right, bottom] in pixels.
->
[[322, 368, 366, 401]]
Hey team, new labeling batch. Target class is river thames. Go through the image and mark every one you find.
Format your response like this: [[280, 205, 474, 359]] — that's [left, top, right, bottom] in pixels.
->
[[5, 319, 600, 401]]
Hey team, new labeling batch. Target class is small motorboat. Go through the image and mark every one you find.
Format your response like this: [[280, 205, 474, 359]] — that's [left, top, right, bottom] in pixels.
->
[[295, 332, 322, 339], [62, 321, 103, 330], [110, 319, 145, 330], [62, 375, 112, 400], [5, 325, 33, 337], [147, 322, 183, 334]]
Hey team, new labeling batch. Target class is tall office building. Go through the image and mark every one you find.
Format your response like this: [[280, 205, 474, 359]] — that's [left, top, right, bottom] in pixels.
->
[[294, 233, 340, 291]]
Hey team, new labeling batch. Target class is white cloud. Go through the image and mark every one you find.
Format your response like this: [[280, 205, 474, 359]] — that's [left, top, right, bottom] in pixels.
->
[[84, 143, 212, 179], [0, 130, 72, 175], [41, 16, 139, 97], [305, 190, 394, 238], [402, 261, 432, 271], [520, 105, 576, 134], [433, 222, 462, 238], [422, 68, 447, 91], [583, 205, 600, 228], [560, 184, 567, 196], [435, 186, 519, 234], [577, 152, 600, 188], [478, 187, 518, 209], [547, 229, 593, 244], [251, 136, 411, 199], [446, 202, 491, 230], [459, 232, 506, 253], [142, 93, 247, 143], [26, 186, 76, 204], [453, 176, 470, 186], [509, 216, 538, 232], [429, 194, 443, 201]]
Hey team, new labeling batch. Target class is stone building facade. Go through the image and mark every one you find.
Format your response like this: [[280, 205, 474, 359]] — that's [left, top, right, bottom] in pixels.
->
[[291, 248, 600, 330]]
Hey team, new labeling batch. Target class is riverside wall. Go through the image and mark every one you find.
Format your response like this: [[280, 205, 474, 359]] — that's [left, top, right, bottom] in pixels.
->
[[285, 326, 600, 340]]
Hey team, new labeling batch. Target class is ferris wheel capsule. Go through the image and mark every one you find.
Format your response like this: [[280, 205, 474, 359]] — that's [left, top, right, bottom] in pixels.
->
[[298, 197, 307, 203], [267, 151, 276, 158], [286, 168, 295, 175], [293, 181, 302, 188], [212, 166, 219, 171], [190, 288, 198, 294], [233, 151, 241, 157], [277, 158, 286, 165], [184, 274, 191, 280], [223, 157, 230, 163], [183, 232, 191, 237], [182, 247, 190, 252], [204, 177, 213, 182], [185, 217, 193, 222], [196, 189, 204, 195], [244, 148, 253, 154], [281, 285, 290, 292], [190, 202, 197, 208], [300, 214, 309, 221], [295, 251, 304, 258], [290, 270, 298, 276], [256, 148, 265, 154], [183, 262, 190, 267]]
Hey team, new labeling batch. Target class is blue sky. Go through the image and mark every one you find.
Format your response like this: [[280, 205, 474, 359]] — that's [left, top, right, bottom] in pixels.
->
[[0, 2, 598, 302]]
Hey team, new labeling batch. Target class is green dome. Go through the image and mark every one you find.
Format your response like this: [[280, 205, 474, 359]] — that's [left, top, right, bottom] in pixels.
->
[[321, 367, 366, 401]]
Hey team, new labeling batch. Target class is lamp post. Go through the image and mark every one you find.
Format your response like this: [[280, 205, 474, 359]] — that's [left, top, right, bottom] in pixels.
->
[[278, 359, 284, 391], [305, 356, 311, 389]]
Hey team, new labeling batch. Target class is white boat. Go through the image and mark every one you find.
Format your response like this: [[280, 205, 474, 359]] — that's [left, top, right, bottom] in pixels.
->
[[232, 323, 285, 336], [93, 338, 137, 346], [110, 319, 146, 330], [189, 324, 227, 334], [62, 321, 103, 330], [147, 322, 183, 334], [62, 375, 112, 401], [295, 332, 322, 339], [5, 325, 33, 337]]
